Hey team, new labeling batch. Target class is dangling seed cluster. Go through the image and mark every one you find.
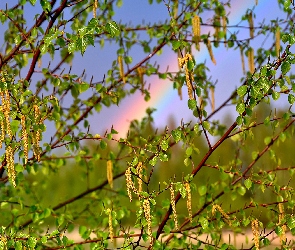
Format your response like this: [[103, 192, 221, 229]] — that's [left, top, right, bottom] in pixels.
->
[[21, 115, 28, 164], [107, 160, 113, 189], [169, 183, 178, 230], [33, 105, 41, 162], [278, 203, 286, 245], [178, 53, 194, 100], [0, 90, 12, 139], [248, 48, 255, 74], [106, 208, 114, 242], [136, 162, 143, 194], [185, 182, 192, 222], [275, 27, 280, 58], [212, 204, 231, 226], [205, 39, 217, 65], [137, 67, 145, 91], [210, 86, 215, 112], [213, 15, 220, 43], [0, 107, 4, 148], [118, 56, 126, 84], [143, 198, 152, 243], [6, 145, 15, 187], [222, 15, 227, 47], [251, 219, 259, 250], [93, 0, 98, 18], [192, 15, 201, 51]]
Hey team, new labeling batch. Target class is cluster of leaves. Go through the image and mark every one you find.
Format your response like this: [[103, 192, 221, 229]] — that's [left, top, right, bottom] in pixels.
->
[[0, 0, 295, 249]]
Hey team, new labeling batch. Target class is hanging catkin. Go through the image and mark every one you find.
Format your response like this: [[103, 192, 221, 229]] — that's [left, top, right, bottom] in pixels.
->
[[206, 39, 216, 65], [118, 56, 126, 84], [107, 160, 113, 189], [275, 27, 280, 57], [222, 15, 227, 47], [248, 12, 254, 39], [192, 15, 201, 51], [248, 48, 255, 74]]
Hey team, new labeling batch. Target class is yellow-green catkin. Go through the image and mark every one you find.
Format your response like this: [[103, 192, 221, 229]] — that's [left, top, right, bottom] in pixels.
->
[[210, 86, 215, 112], [185, 182, 192, 222], [6, 145, 16, 187], [125, 167, 133, 202], [118, 55, 126, 84], [275, 27, 280, 57], [248, 48, 255, 74], [1, 90, 12, 139], [251, 219, 259, 250], [21, 115, 28, 164], [169, 183, 178, 230], [106, 208, 114, 242], [33, 105, 41, 162], [212, 204, 231, 226], [278, 203, 286, 245], [206, 39, 217, 65], [143, 198, 152, 244], [213, 15, 220, 43], [178, 54, 194, 100], [192, 15, 201, 51], [136, 162, 143, 194], [248, 11, 254, 39], [137, 67, 145, 90], [222, 15, 227, 47], [107, 160, 113, 189], [0, 106, 4, 148], [93, 0, 98, 18]]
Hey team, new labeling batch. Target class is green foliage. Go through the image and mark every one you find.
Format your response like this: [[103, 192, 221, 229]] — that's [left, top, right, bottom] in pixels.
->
[[0, 0, 295, 249]]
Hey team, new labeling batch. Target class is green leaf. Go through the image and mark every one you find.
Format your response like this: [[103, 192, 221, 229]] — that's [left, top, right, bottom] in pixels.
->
[[68, 42, 76, 54], [29, 0, 37, 5], [202, 121, 210, 131], [198, 185, 207, 196], [237, 186, 246, 196], [287, 216, 295, 229], [288, 94, 295, 104], [149, 156, 158, 166], [105, 21, 120, 37], [76, 37, 87, 55], [171, 129, 182, 143], [27, 237, 37, 248], [281, 61, 291, 75], [244, 179, 252, 190], [237, 85, 247, 97], [236, 102, 245, 114], [199, 217, 209, 230], [188, 99, 197, 110], [272, 91, 280, 100], [160, 140, 169, 151]]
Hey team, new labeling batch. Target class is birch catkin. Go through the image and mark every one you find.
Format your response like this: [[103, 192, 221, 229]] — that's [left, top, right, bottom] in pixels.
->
[[107, 160, 113, 189], [169, 184, 178, 230], [21, 115, 28, 164], [278, 203, 286, 245], [206, 39, 217, 65], [248, 12, 254, 39], [275, 27, 280, 57], [222, 15, 227, 47], [248, 48, 255, 74], [251, 219, 259, 250], [118, 55, 126, 84], [93, 0, 98, 18], [192, 15, 201, 51]]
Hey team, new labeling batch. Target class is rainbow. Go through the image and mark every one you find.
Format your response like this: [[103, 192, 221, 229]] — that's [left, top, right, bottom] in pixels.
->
[[97, 0, 271, 137]]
